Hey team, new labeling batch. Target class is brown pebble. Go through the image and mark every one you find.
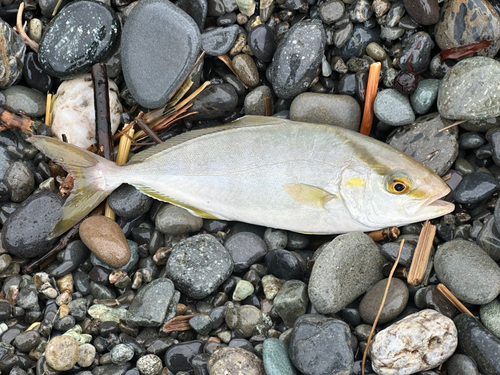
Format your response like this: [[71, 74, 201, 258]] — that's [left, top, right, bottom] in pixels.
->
[[208, 347, 265, 375], [56, 273, 74, 293], [79, 215, 131, 268], [59, 304, 70, 318], [232, 53, 259, 86], [45, 335, 79, 371]]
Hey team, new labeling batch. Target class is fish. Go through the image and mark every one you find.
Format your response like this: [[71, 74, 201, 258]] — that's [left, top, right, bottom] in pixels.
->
[[28, 115, 455, 239]]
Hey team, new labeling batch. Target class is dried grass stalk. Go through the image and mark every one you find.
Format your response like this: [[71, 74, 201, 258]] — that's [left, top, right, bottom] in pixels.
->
[[407, 221, 436, 285], [437, 284, 475, 317]]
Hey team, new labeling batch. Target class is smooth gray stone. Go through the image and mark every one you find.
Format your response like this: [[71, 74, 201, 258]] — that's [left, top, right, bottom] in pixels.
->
[[244, 85, 273, 116], [3, 86, 45, 117], [359, 278, 409, 324], [446, 354, 480, 375], [263, 338, 297, 375], [374, 88, 415, 126], [438, 57, 500, 120], [476, 217, 500, 261], [201, 25, 239, 56], [480, 299, 500, 339], [126, 278, 175, 327], [410, 79, 439, 115], [435, 239, 500, 305], [176, 0, 207, 31], [122, 0, 201, 108]]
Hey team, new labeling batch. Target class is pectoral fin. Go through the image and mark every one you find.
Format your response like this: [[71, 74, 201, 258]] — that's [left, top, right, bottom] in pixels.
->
[[283, 183, 338, 210]]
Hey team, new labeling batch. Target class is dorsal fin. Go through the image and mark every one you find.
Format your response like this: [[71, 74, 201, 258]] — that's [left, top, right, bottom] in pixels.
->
[[129, 115, 284, 163]]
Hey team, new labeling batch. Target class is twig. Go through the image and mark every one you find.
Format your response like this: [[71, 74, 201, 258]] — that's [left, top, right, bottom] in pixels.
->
[[162, 313, 198, 333], [136, 118, 162, 144], [362, 239, 404, 375], [45, 94, 53, 126], [0, 106, 34, 133], [437, 284, 475, 317], [265, 97, 272, 116], [360, 62, 381, 136], [365, 227, 400, 242], [16, 3, 39, 52], [52, 0, 64, 16], [407, 221, 436, 285], [91, 63, 114, 162], [438, 119, 467, 133]]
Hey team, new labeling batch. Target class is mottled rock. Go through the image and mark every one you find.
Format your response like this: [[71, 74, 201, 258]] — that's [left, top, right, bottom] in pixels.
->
[[480, 298, 500, 339], [45, 335, 80, 371], [274, 280, 308, 328], [289, 93, 361, 131], [208, 347, 264, 375], [263, 338, 297, 375], [4, 161, 35, 202], [0, 19, 26, 89], [244, 86, 273, 116], [225, 305, 263, 337], [334, 23, 381, 61], [399, 31, 434, 73]]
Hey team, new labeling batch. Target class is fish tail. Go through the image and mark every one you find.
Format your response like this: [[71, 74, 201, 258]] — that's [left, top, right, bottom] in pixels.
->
[[29, 135, 122, 239]]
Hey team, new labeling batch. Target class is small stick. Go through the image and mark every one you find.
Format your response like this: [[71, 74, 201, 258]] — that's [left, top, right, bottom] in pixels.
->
[[265, 97, 272, 116], [52, 0, 65, 16], [45, 94, 52, 126], [91, 63, 114, 162], [437, 284, 475, 317], [360, 62, 381, 136], [162, 313, 198, 333], [136, 118, 162, 144], [362, 240, 404, 375], [366, 227, 400, 242], [16, 2, 39, 52], [0, 106, 34, 133], [407, 221, 436, 285], [218, 54, 248, 88], [438, 119, 467, 133]]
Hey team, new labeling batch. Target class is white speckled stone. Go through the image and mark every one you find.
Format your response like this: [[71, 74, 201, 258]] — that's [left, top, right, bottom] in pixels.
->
[[370, 309, 457, 375]]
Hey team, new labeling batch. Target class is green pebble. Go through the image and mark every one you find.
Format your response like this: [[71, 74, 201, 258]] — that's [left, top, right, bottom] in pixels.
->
[[480, 299, 500, 339], [88, 304, 128, 323], [232, 280, 255, 301], [366, 42, 387, 61], [410, 79, 440, 115], [263, 338, 297, 375]]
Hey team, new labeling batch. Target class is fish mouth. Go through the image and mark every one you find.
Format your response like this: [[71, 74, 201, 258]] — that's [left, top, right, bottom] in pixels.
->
[[420, 188, 455, 217]]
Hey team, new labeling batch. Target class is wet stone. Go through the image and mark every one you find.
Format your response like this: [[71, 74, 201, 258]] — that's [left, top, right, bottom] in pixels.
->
[[126, 278, 175, 327], [232, 279, 254, 301], [359, 278, 409, 324], [460, 132, 486, 149], [403, 0, 439, 25], [334, 23, 381, 61], [435, 239, 500, 305], [164, 340, 203, 373], [232, 54, 259, 87], [50, 240, 90, 278], [155, 204, 203, 235], [480, 298, 500, 339], [274, 280, 308, 328], [248, 24, 275, 62], [265, 249, 303, 281], [380, 240, 414, 267], [438, 57, 500, 120], [176, 0, 207, 31], [80, 215, 131, 268], [188, 83, 238, 120], [2, 191, 63, 258], [410, 79, 439, 115], [225, 304, 263, 337], [374, 89, 415, 126], [224, 231, 268, 272], [121, 0, 201, 108], [263, 338, 297, 375], [3, 86, 45, 117], [455, 313, 500, 374], [23, 52, 53, 93], [308, 232, 384, 314], [386, 112, 459, 176], [398, 32, 433, 73], [166, 234, 233, 298], [270, 20, 326, 99], [414, 285, 458, 319], [435, 0, 500, 57], [446, 354, 481, 375], [262, 274, 285, 300], [453, 172, 499, 204], [13, 330, 40, 352], [189, 314, 213, 335], [108, 184, 153, 219], [208, 346, 264, 375], [289, 93, 361, 131], [45, 335, 80, 371], [110, 344, 134, 364], [201, 25, 239, 56], [0, 19, 25, 89], [38, 0, 120, 78], [244, 85, 273, 116], [289, 314, 353, 375], [370, 310, 457, 374]]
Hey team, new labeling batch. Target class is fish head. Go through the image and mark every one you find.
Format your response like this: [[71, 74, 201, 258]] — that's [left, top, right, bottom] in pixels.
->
[[338, 145, 455, 230]]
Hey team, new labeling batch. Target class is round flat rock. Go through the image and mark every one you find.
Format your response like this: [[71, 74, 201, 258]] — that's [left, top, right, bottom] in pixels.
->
[[121, 0, 201, 109]]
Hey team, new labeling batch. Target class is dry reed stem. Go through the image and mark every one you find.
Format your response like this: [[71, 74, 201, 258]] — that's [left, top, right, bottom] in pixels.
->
[[437, 284, 475, 317], [438, 119, 467, 133], [362, 239, 404, 375], [16, 2, 39, 52], [407, 221, 436, 285], [45, 94, 52, 126], [360, 62, 381, 136]]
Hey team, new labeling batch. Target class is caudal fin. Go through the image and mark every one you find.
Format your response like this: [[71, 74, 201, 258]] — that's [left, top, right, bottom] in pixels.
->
[[29, 136, 119, 239]]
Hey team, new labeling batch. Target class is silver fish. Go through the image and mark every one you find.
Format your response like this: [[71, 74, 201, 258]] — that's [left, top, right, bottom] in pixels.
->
[[29, 115, 454, 238]]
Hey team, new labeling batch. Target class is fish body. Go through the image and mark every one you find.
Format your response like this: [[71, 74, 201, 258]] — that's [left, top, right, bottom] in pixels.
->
[[29, 116, 454, 238]]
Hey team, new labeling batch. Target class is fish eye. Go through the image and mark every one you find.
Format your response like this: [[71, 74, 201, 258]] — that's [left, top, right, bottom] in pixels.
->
[[386, 174, 411, 194]]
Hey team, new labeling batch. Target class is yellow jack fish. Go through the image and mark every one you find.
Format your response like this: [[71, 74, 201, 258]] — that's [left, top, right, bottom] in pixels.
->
[[29, 115, 455, 238]]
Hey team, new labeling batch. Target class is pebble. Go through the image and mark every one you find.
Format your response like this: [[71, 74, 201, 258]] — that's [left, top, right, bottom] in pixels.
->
[[334, 23, 354, 49], [476, 217, 500, 261], [289, 93, 361, 131], [274, 280, 308, 328], [386, 112, 459, 176], [263, 338, 297, 375], [22, 52, 53, 94], [13, 330, 40, 352], [289, 314, 353, 375], [334, 23, 380, 61], [38, 0, 120, 78], [359, 278, 409, 324], [446, 354, 481, 375], [0, 19, 25, 89], [51, 74, 122, 149], [4, 161, 35, 202], [248, 24, 275, 62], [166, 234, 233, 298], [232, 54, 259, 87], [189, 314, 213, 335], [399, 32, 433, 73], [414, 285, 458, 319], [201, 25, 239, 56], [2, 191, 63, 258], [232, 279, 254, 301], [453, 171, 499, 204], [208, 347, 264, 375], [455, 313, 500, 374], [410, 79, 440, 115], [177, 0, 207, 30], [3, 86, 45, 117], [262, 275, 285, 300], [121, 0, 201, 108], [374, 89, 415, 126], [28, 18, 42, 43], [435, 239, 500, 304], [78, 343, 96, 368], [154, 204, 203, 235], [244, 86, 273, 116], [223, 232, 267, 272], [265, 249, 303, 281], [88, 304, 128, 323], [435, 0, 500, 57], [480, 298, 500, 339], [403, 0, 439, 25], [366, 42, 387, 61], [45, 335, 80, 371], [91, 239, 138, 272], [380, 240, 415, 267], [270, 20, 326, 99], [226, 304, 263, 337], [136, 354, 163, 375], [110, 344, 135, 364], [164, 340, 203, 373], [319, 0, 345, 24], [79, 215, 131, 268], [188, 83, 238, 120], [370, 310, 457, 375], [108, 184, 153, 219], [308, 232, 384, 314], [438, 57, 500, 120]]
